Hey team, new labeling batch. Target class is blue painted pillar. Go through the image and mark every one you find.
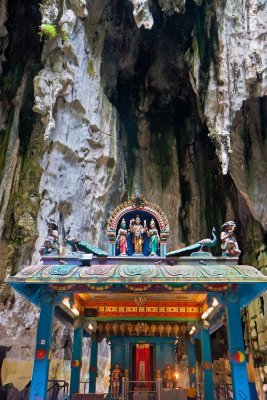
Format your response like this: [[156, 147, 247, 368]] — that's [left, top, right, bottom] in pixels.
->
[[109, 241, 115, 256], [188, 339, 197, 385], [89, 340, 98, 393], [201, 327, 214, 400], [29, 302, 54, 400], [70, 327, 83, 395], [225, 302, 251, 400], [160, 242, 167, 257]]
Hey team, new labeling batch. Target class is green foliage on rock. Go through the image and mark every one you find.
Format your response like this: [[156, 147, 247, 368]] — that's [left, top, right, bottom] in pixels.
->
[[40, 23, 58, 39]]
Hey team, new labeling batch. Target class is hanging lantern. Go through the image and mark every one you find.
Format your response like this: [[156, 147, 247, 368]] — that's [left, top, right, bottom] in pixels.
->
[[180, 324, 187, 335], [105, 323, 111, 336], [173, 324, 179, 337], [158, 324, 164, 337], [112, 322, 119, 335], [143, 324, 149, 337], [165, 324, 172, 337], [128, 323, 133, 336], [150, 324, 156, 336], [120, 322, 126, 336], [135, 324, 141, 336], [97, 322, 104, 335]]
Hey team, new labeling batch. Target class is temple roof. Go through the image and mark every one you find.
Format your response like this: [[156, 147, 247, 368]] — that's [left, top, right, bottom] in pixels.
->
[[9, 260, 265, 284], [8, 256, 266, 284]]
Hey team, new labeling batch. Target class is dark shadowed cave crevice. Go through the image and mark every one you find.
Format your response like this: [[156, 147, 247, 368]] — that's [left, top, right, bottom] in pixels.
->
[[1, 0, 42, 154], [99, 0, 266, 253], [100, 0, 228, 245], [0, 0, 43, 301]]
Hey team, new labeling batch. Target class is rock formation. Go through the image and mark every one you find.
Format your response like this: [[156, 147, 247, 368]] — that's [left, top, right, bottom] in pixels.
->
[[0, 0, 266, 395]]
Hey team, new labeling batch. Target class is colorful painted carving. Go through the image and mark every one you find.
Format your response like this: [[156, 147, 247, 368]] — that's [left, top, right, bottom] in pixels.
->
[[107, 195, 169, 256], [129, 215, 146, 254], [203, 361, 212, 370], [167, 227, 217, 256], [221, 221, 241, 257], [116, 218, 128, 256], [233, 350, 245, 363], [147, 218, 160, 256], [40, 219, 60, 256], [197, 227, 217, 251], [66, 235, 108, 257], [15, 261, 264, 285], [36, 348, 47, 360]]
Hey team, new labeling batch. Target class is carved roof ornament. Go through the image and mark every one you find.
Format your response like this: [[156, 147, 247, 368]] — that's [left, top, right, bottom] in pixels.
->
[[107, 195, 170, 256], [107, 195, 169, 238]]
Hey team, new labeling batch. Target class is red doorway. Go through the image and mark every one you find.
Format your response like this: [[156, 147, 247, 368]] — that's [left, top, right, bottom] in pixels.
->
[[132, 344, 154, 390]]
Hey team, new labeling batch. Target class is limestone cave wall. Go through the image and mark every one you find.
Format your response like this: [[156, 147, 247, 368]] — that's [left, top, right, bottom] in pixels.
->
[[0, 0, 266, 395]]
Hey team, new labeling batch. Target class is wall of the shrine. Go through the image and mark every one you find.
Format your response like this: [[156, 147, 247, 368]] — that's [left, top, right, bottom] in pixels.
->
[[110, 336, 176, 380]]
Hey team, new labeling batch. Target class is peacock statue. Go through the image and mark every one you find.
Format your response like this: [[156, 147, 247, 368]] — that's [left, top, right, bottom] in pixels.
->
[[167, 227, 217, 257], [65, 227, 108, 257]]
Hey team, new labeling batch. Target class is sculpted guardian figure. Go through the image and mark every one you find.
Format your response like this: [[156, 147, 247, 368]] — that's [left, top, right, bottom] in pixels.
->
[[221, 221, 241, 257], [129, 215, 146, 254], [147, 218, 159, 256], [116, 218, 128, 256]]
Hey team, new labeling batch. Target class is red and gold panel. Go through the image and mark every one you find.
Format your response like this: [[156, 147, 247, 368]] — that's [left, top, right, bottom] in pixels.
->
[[80, 300, 202, 319]]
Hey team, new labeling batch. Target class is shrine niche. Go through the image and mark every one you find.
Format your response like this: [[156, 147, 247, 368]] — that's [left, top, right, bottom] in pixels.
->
[[107, 196, 169, 257]]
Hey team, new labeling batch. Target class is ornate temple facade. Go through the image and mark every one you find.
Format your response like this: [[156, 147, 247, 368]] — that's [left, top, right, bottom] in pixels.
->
[[7, 196, 267, 400]]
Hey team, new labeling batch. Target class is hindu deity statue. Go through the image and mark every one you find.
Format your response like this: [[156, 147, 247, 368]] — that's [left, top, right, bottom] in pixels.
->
[[111, 363, 121, 398], [221, 221, 241, 257], [129, 215, 146, 254], [40, 219, 60, 256], [146, 218, 159, 256], [164, 364, 175, 388], [116, 218, 128, 256]]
